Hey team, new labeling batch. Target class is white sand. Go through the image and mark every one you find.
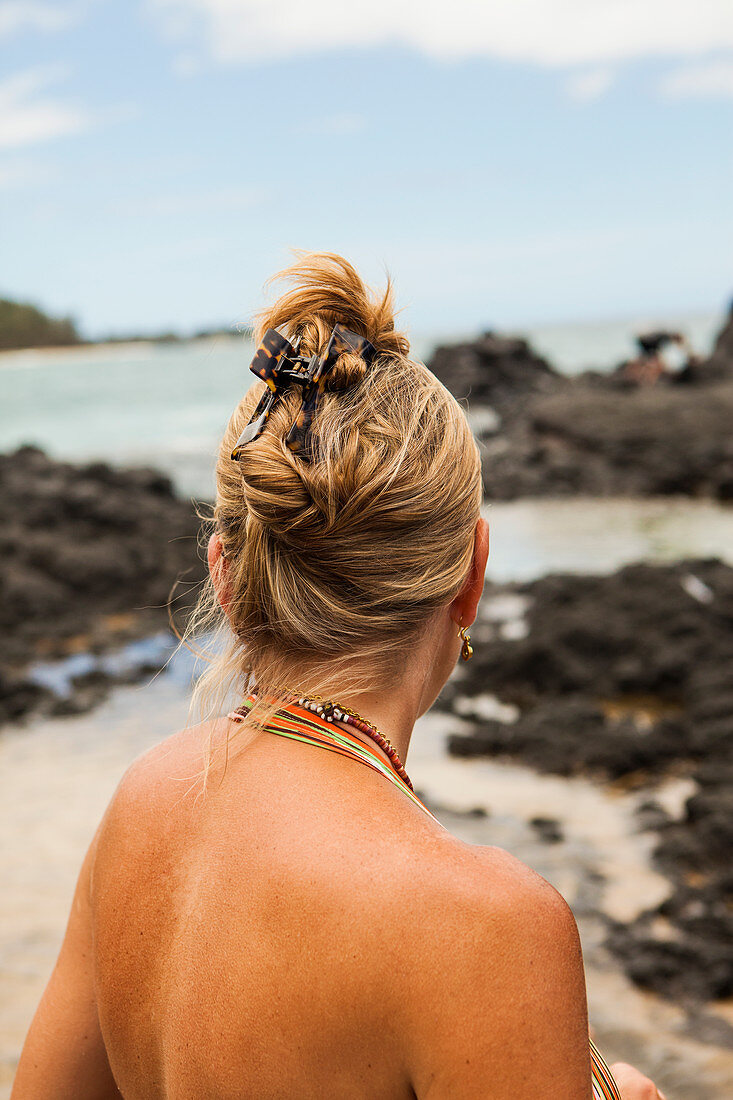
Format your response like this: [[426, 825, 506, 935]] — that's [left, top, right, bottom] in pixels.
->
[[2, 680, 732, 1098]]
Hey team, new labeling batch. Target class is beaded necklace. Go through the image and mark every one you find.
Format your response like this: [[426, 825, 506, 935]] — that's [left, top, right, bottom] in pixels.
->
[[280, 689, 414, 790], [228, 692, 438, 822], [227, 696, 621, 1099]]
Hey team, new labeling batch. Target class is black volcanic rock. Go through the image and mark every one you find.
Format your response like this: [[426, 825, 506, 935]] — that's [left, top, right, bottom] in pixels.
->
[[698, 303, 733, 382], [446, 560, 733, 776], [428, 316, 733, 501], [0, 447, 205, 723], [428, 331, 562, 414], [445, 559, 733, 1002]]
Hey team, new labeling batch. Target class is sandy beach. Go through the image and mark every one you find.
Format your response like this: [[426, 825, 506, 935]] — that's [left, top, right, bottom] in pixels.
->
[[3, 323, 733, 1097], [4, 0, 732, 1090], [3, 644, 733, 1099]]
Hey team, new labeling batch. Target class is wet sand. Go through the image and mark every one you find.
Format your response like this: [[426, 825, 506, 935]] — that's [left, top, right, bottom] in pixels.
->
[[3, 667, 733, 1098], [0, 674, 191, 1096]]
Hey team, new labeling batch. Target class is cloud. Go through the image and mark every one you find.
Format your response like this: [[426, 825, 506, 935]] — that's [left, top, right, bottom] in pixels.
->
[[0, 66, 92, 150], [0, 1, 78, 38], [301, 112, 367, 137], [659, 58, 733, 99], [148, 0, 733, 67], [0, 156, 51, 188], [117, 186, 266, 217], [171, 51, 203, 77], [565, 68, 615, 102]]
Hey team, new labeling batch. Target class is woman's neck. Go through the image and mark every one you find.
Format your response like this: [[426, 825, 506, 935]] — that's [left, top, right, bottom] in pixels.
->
[[292, 666, 438, 769], [275, 609, 452, 769]]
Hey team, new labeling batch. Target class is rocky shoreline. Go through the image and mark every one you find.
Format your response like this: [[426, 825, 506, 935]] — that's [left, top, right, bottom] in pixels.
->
[[2, 309, 733, 1011], [428, 310, 733, 501], [0, 446, 204, 725], [444, 559, 733, 1004]]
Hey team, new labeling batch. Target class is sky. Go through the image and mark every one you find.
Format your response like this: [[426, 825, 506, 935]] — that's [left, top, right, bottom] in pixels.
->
[[1, 0, 732, 338]]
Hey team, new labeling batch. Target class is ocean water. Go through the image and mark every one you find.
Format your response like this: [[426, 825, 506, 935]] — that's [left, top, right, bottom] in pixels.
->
[[519, 310, 723, 375], [0, 337, 249, 500], [3, 316, 733, 1097], [1, 310, 731, 579]]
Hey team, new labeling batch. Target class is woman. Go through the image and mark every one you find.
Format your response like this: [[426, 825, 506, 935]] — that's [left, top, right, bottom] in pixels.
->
[[13, 254, 665, 1099]]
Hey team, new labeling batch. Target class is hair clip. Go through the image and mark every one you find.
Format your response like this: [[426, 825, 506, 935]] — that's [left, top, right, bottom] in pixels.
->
[[231, 324, 375, 463]]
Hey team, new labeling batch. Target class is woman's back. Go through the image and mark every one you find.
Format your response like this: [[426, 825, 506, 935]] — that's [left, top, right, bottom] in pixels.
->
[[13, 254, 650, 1099], [90, 721, 588, 1099]]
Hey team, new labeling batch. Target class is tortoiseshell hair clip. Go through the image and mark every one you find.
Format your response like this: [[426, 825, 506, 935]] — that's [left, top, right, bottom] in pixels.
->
[[231, 324, 376, 463]]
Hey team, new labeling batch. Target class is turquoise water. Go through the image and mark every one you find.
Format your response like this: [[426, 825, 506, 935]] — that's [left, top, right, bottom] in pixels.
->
[[2, 315, 731, 581], [0, 337, 250, 499], [0, 311, 723, 497], [0, 332, 441, 497]]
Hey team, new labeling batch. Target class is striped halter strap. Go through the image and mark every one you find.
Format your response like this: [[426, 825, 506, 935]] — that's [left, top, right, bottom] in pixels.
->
[[227, 696, 621, 1100], [228, 694, 440, 825], [591, 1039, 622, 1099]]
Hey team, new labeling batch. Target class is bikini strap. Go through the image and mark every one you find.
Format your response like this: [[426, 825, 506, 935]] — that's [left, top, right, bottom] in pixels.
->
[[228, 696, 441, 825], [590, 1039, 622, 1099], [228, 701, 621, 1098]]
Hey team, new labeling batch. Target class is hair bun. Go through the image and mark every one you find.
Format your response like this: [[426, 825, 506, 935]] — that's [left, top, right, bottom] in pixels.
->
[[206, 251, 482, 723], [324, 350, 369, 392]]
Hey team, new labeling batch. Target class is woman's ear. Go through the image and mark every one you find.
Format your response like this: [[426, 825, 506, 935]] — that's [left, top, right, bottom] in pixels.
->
[[207, 532, 230, 614], [450, 516, 489, 628]]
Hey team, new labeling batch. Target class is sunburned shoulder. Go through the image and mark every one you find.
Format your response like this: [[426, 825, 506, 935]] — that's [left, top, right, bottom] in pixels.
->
[[96, 719, 225, 842], [386, 838, 589, 1093], [397, 833, 576, 946], [102, 724, 576, 953]]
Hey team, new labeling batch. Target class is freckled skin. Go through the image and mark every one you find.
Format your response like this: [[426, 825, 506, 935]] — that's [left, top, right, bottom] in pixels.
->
[[11, 517, 656, 1098], [11, 725, 593, 1100]]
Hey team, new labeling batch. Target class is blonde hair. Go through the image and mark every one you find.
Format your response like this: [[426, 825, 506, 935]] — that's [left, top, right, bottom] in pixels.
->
[[186, 252, 482, 741]]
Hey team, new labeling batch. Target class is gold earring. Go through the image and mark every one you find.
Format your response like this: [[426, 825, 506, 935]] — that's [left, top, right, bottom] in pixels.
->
[[459, 624, 473, 661]]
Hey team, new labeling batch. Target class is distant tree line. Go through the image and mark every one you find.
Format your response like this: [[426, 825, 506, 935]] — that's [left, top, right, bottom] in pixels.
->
[[0, 298, 81, 351], [0, 296, 252, 351], [97, 324, 252, 344]]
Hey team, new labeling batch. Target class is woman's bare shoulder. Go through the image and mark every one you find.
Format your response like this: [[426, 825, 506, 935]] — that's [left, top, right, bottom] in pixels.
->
[[95, 720, 225, 844], [98, 725, 576, 949], [404, 831, 576, 944], [394, 839, 590, 1099], [390, 833, 583, 1019]]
